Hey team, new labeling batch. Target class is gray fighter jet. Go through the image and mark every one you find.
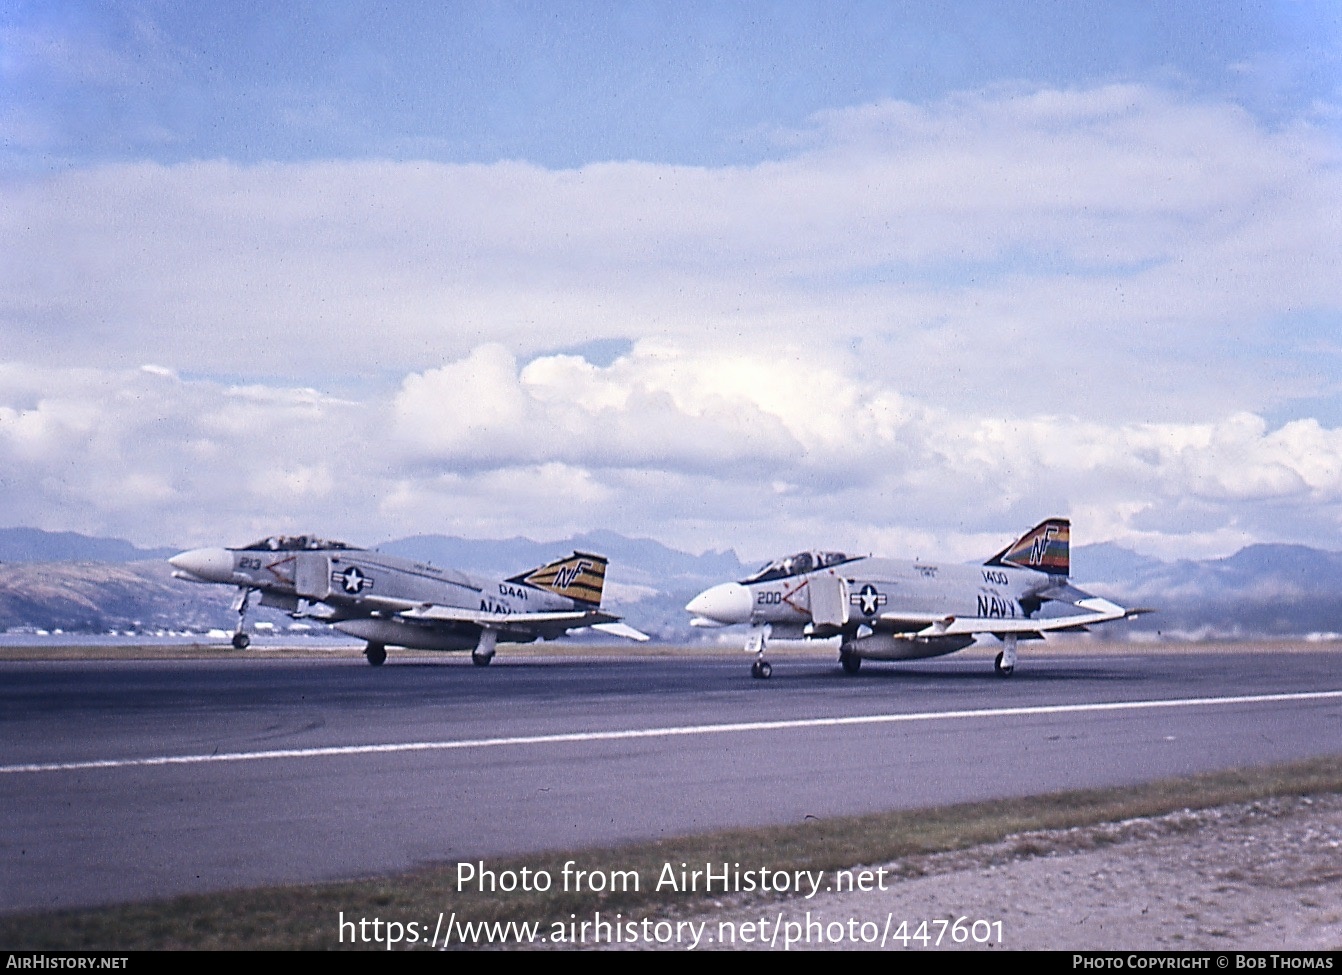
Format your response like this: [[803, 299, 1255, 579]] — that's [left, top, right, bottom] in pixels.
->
[[686, 518, 1145, 679], [170, 535, 647, 665]]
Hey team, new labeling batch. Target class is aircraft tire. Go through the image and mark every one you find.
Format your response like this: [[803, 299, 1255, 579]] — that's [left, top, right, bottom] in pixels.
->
[[365, 643, 387, 667], [750, 660, 772, 679], [471, 651, 493, 667], [231, 632, 250, 650], [994, 652, 1014, 677], [840, 650, 861, 675]]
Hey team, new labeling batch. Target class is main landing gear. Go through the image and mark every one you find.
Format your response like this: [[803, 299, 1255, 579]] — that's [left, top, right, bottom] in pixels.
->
[[750, 659, 773, 679], [472, 628, 498, 667], [364, 642, 387, 667], [230, 587, 255, 649], [839, 646, 862, 675], [994, 634, 1018, 677]]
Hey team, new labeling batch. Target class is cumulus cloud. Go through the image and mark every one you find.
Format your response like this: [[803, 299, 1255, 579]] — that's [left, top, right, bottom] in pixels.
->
[[0, 363, 374, 545], [5, 343, 1342, 558], [2, 83, 1338, 423], [2, 82, 1341, 557], [391, 341, 887, 473]]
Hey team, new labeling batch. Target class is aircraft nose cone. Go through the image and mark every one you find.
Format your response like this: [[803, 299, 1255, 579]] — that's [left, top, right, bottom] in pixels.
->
[[685, 582, 752, 625], [169, 547, 235, 583]]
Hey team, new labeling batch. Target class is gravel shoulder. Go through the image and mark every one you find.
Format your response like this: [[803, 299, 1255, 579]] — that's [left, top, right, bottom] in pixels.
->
[[653, 794, 1342, 951]]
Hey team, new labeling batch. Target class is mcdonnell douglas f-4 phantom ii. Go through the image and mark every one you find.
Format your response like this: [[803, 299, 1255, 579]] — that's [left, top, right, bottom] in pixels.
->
[[170, 536, 648, 665], [686, 518, 1145, 679]]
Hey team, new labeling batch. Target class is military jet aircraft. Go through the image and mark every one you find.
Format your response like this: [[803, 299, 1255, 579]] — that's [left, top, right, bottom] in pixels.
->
[[685, 518, 1144, 679], [170, 535, 647, 665]]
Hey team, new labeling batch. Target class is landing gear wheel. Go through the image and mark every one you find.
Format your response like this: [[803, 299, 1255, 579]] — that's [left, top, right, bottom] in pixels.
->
[[365, 643, 386, 667], [471, 650, 494, 667], [230, 587, 254, 651], [994, 651, 1014, 677], [750, 660, 772, 679], [840, 651, 862, 675]]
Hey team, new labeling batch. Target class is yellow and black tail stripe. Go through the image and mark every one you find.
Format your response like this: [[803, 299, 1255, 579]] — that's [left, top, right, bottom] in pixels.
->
[[512, 552, 608, 605]]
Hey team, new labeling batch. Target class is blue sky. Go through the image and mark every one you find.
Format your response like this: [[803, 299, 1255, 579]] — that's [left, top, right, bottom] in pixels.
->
[[9, 1, 1338, 168], [2, 1, 1341, 566]]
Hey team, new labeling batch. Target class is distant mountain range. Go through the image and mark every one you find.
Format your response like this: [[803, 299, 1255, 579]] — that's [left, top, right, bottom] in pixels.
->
[[0, 528, 178, 564], [3, 526, 1342, 640], [1072, 541, 1342, 639]]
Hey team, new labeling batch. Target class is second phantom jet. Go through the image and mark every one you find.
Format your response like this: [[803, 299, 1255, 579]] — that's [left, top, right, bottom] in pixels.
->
[[686, 518, 1144, 678]]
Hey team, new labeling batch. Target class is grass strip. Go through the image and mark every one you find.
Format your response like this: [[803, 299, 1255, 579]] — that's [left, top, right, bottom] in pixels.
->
[[5, 753, 1342, 950]]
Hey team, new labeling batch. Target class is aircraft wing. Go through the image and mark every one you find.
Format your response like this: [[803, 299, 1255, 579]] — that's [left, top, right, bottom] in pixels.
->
[[589, 621, 651, 641], [900, 597, 1137, 638], [395, 604, 650, 640]]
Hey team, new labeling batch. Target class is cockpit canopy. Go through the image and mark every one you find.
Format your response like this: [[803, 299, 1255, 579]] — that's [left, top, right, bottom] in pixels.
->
[[740, 551, 854, 584], [237, 535, 362, 552]]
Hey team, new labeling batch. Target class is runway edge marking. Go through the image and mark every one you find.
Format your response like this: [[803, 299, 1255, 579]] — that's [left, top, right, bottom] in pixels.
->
[[5, 689, 1342, 775]]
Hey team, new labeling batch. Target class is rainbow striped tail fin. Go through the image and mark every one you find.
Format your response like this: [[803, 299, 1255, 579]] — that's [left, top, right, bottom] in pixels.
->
[[987, 518, 1070, 576]]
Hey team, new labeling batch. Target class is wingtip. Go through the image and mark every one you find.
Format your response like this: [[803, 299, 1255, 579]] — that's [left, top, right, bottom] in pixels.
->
[[590, 621, 651, 642]]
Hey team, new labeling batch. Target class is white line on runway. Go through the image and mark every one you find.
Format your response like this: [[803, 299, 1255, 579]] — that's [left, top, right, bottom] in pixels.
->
[[5, 689, 1342, 775]]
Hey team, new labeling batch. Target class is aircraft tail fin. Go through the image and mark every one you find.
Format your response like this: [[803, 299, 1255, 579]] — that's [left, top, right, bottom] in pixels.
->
[[987, 518, 1070, 576], [510, 552, 608, 606]]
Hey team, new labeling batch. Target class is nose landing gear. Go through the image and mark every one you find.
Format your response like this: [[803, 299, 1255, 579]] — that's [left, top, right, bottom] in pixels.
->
[[230, 587, 255, 650], [746, 624, 773, 679]]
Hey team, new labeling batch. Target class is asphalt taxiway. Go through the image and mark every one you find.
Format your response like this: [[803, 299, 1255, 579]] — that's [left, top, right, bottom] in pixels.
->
[[2, 646, 1340, 914]]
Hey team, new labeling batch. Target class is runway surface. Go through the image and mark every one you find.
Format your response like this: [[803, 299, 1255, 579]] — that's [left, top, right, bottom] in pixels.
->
[[2, 646, 1341, 914]]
